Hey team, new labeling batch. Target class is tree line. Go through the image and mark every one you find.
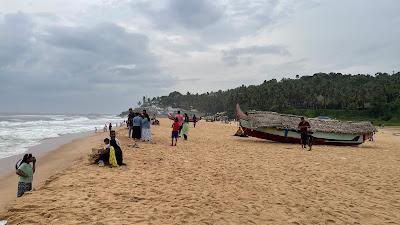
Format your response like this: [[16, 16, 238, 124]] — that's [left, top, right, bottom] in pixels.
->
[[145, 72, 400, 124]]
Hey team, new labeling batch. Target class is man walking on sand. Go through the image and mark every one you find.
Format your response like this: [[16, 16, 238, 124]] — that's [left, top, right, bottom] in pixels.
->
[[175, 111, 184, 133], [298, 117, 311, 150]]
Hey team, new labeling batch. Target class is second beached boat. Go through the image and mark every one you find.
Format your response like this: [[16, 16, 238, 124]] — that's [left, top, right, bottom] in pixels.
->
[[236, 104, 376, 146]]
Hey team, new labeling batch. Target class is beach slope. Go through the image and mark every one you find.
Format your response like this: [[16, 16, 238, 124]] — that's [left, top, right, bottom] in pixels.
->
[[1, 119, 399, 224]]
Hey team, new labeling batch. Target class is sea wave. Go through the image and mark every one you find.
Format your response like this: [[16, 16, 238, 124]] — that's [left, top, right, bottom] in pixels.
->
[[0, 114, 123, 159]]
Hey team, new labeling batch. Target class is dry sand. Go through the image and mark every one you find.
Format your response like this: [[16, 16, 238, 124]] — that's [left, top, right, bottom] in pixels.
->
[[0, 119, 399, 225]]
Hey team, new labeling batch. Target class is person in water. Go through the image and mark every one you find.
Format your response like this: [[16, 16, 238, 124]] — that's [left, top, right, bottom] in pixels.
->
[[171, 118, 180, 146], [16, 154, 36, 197]]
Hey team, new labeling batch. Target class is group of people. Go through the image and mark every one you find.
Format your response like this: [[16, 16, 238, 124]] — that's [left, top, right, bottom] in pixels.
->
[[127, 108, 152, 142]]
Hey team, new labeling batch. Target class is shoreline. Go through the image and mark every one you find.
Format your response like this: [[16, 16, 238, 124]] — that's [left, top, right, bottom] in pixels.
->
[[0, 129, 116, 211], [0, 131, 93, 177]]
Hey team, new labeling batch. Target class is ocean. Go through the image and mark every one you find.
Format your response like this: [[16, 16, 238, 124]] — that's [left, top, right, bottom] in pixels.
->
[[0, 113, 123, 159]]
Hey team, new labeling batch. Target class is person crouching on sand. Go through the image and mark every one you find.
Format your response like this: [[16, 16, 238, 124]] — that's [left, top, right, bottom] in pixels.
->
[[16, 154, 36, 197], [110, 139, 125, 166], [171, 118, 180, 146]]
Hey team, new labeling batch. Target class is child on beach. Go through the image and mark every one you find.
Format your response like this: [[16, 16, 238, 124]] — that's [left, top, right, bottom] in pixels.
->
[[171, 118, 180, 146]]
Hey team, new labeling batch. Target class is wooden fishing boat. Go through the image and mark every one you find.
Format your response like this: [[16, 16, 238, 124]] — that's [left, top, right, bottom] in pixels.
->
[[236, 104, 376, 146]]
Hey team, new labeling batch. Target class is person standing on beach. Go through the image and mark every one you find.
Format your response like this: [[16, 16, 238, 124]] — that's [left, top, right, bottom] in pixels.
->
[[193, 114, 197, 128], [132, 113, 142, 140], [141, 113, 152, 142], [109, 123, 112, 135], [16, 154, 36, 197], [175, 111, 184, 133], [180, 113, 190, 140], [171, 118, 180, 146], [298, 117, 311, 150], [127, 108, 134, 138]]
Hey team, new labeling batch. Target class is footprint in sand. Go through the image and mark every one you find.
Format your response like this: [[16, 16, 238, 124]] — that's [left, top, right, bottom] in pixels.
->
[[326, 219, 336, 225]]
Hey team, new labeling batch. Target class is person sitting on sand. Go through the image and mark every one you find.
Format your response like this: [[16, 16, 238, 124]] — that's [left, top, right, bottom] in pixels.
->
[[107, 139, 119, 167], [16, 154, 36, 197], [110, 130, 121, 148], [110, 139, 125, 166], [97, 138, 111, 166], [180, 113, 189, 140], [171, 118, 180, 146]]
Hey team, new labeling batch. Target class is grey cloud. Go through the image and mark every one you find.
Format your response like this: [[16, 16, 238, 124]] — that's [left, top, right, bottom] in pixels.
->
[[0, 12, 174, 113], [0, 12, 34, 67], [132, 0, 222, 30], [222, 45, 290, 66]]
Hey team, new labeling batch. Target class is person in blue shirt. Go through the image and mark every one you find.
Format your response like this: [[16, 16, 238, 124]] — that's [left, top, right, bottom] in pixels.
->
[[141, 113, 152, 141], [132, 113, 142, 140]]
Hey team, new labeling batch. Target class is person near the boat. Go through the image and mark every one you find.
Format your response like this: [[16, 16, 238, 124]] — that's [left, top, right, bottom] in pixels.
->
[[180, 113, 190, 140], [298, 117, 311, 149], [171, 118, 180, 146], [175, 111, 184, 133], [16, 154, 36, 197]]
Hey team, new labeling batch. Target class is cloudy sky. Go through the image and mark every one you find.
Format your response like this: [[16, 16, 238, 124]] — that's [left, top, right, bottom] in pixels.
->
[[0, 0, 399, 113]]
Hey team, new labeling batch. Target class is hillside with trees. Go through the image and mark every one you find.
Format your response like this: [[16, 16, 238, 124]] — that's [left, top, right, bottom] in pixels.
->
[[146, 72, 400, 125]]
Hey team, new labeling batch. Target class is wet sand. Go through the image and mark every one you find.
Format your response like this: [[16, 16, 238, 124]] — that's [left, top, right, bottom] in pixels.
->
[[0, 119, 399, 225]]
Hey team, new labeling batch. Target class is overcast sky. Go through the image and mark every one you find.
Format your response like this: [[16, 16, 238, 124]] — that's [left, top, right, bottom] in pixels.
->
[[0, 0, 399, 114]]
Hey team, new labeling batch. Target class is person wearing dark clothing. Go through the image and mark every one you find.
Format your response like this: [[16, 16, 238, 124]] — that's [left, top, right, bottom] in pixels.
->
[[132, 113, 142, 139], [99, 138, 111, 164], [110, 139, 125, 166], [109, 123, 112, 135], [298, 117, 311, 150], [127, 108, 135, 138], [193, 114, 197, 128]]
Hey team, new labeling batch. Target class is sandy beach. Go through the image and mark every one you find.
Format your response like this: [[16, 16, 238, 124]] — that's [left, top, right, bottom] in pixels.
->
[[1, 119, 399, 225]]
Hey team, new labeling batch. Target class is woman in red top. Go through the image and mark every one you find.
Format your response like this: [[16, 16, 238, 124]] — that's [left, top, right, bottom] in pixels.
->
[[171, 118, 180, 146]]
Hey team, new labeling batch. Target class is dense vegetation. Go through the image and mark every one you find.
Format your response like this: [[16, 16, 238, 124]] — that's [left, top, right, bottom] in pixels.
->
[[147, 72, 400, 125]]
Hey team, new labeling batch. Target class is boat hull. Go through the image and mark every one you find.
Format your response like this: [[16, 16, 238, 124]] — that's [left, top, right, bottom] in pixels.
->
[[241, 126, 363, 146]]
